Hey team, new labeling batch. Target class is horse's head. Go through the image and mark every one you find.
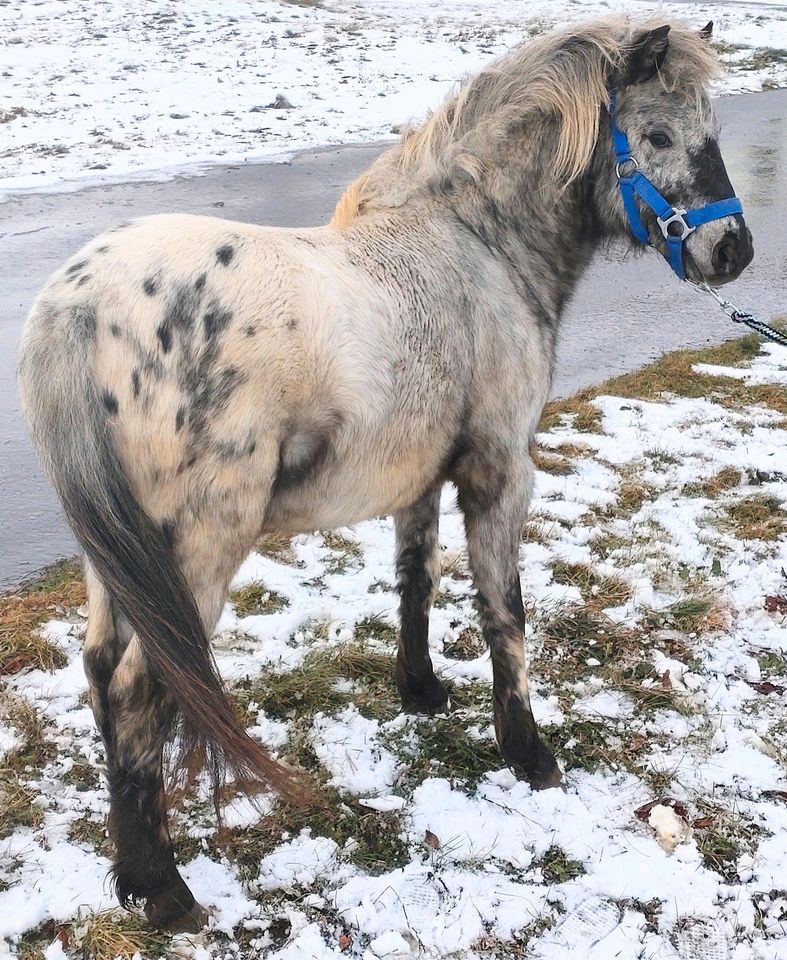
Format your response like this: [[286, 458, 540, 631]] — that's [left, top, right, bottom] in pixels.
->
[[603, 22, 753, 286]]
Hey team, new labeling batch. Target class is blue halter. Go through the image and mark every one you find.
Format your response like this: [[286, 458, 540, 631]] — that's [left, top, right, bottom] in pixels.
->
[[608, 88, 743, 280]]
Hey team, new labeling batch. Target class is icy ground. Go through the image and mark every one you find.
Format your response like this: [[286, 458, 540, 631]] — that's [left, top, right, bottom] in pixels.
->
[[1, 337, 787, 958], [1, 0, 787, 197]]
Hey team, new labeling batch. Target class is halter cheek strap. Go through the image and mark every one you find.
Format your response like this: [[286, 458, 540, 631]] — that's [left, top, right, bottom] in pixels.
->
[[608, 88, 743, 280]]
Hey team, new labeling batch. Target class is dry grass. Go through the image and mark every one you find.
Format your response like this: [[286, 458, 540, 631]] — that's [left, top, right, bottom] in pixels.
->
[[473, 916, 556, 957], [535, 602, 692, 731], [443, 626, 485, 661], [531, 445, 575, 475], [0, 696, 54, 837], [723, 495, 787, 542], [554, 442, 594, 458], [256, 531, 296, 564], [220, 787, 410, 882], [394, 711, 502, 789], [523, 519, 554, 545], [681, 466, 742, 499], [653, 596, 726, 634], [551, 559, 631, 608], [75, 910, 173, 960], [441, 550, 468, 580], [539, 335, 785, 447], [585, 335, 766, 405], [68, 815, 110, 855], [539, 398, 603, 434], [613, 475, 657, 518], [233, 640, 399, 726], [589, 531, 631, 560], [693, 801, 763, 883], [322, 532, 364, 573], [0, 560, 84, 676], [230, 581, 289, 616]]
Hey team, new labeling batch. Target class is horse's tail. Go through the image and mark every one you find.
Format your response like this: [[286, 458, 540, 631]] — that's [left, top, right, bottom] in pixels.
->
[[18, 296, 306, 807]]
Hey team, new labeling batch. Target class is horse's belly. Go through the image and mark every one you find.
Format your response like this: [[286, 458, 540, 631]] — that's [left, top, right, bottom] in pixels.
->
[[263, 438, 447, 533]]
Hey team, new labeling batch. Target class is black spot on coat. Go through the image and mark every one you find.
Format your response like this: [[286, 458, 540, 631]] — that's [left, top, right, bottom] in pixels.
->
[[143, 276, 158, 296], [73, 306, 97, 339], [102, 390, 119, 415], [216, 244, 235, 266], [157, 324, 172, 353], [131, 369, 141, 398], [203, 302, 233, 341], [66, 259, 88, 276]]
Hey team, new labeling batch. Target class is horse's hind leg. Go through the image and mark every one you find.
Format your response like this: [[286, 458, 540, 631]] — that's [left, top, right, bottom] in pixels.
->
[[455, 455, 561, 789], [82, 566, 199, 929], [394, 488, 449, 713], [105, 639, 198, 930], [98, 508, 265, 930]]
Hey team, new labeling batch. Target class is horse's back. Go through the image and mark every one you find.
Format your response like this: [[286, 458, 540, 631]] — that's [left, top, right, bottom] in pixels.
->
[[22, 215, 334, 516], [21, 212, 464, 532]]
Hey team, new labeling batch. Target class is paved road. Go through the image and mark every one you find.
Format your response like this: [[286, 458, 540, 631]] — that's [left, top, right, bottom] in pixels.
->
[[1, 89, 785, 588]]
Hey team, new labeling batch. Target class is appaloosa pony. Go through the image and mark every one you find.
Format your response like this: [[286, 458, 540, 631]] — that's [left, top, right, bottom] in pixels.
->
[[19, 16, 753, 930]]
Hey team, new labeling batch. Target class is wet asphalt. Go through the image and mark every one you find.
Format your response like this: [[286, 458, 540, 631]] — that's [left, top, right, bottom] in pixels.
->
[[1, 88, 785, 588]]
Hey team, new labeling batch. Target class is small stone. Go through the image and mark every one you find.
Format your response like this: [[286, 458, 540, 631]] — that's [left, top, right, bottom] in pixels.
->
[[269, 94, 294, 109]]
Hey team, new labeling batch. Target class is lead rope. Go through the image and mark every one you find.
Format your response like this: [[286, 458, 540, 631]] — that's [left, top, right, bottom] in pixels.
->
[[688, 280, 787, 348]]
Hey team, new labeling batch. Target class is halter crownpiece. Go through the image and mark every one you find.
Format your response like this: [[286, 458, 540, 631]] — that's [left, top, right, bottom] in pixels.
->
[[608, 88, 743, 280]]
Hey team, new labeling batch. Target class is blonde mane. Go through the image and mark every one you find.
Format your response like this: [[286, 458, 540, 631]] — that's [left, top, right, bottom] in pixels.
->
[[331, 16, 719, 228]]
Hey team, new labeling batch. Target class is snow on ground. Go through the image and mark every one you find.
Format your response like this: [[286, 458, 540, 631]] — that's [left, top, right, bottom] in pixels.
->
[[1, 336, 786, 958], [1, 0, 786, 198]]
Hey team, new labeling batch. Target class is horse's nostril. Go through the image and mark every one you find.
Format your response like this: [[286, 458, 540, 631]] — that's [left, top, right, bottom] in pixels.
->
[[712, 237, 738, 274]]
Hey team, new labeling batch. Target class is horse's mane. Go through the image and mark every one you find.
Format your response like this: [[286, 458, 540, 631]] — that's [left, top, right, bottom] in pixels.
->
[[331, 16, 720, 227]]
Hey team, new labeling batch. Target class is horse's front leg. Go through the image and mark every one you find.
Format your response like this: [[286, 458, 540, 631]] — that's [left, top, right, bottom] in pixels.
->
[[456, 455, 561, 789], [394, 487, 449, 713]]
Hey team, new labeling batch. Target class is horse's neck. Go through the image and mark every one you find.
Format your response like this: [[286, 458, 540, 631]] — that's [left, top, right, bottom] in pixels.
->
[[446, 150, 603, 326]]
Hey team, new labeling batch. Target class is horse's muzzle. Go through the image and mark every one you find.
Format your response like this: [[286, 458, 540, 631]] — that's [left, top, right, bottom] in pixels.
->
[[708, 224, 754, 285]]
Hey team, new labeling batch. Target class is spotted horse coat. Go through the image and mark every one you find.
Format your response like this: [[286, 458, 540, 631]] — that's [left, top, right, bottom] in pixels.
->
[[18, 15, 752, 930]]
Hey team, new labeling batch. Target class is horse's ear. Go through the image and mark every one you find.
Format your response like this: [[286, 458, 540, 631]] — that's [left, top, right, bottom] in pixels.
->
[[698, 21, 713, 41], [622, 25, 671, 84]]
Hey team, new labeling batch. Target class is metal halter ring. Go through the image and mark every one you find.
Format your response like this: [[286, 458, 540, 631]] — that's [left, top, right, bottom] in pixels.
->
[[615, 156, 639, 179], [657, 208, 696, 241]]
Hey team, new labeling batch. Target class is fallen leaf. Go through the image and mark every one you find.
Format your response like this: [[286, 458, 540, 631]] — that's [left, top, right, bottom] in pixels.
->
[[634, 797, 690, 823], [746, 680, 785, 696], [424, 830, 441, 850], [338, 933, 352, 951], [692, 816, 715, 829], [765, 595, 787, 614]]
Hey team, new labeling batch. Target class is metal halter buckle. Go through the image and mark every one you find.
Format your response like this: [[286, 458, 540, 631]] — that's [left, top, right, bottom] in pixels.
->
[[657, 208, 695, 241], [615, 156, 639, 179]]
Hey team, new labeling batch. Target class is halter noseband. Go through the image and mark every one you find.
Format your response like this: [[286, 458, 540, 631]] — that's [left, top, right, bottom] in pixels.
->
[[608, 88, 743, 280]]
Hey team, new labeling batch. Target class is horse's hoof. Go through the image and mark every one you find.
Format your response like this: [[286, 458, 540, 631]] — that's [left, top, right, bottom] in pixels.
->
[[503, 737, 563, 790], [397, 671, 450, 715], [144, 893, 208, 933]]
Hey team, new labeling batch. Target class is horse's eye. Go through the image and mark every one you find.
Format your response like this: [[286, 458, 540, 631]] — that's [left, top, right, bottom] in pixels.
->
[[648, 131, 672, 148]]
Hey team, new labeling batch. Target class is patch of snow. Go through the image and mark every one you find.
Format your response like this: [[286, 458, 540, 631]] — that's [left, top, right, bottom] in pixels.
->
[[1, 0, 785, 198]]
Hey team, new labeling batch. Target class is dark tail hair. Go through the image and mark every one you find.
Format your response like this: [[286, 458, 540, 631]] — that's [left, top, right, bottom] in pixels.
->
[[18, 301, 305, 806]]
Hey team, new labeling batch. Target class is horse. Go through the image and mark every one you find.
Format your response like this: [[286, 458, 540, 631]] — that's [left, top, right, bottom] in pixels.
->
[[18, 15, 753, 931]]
